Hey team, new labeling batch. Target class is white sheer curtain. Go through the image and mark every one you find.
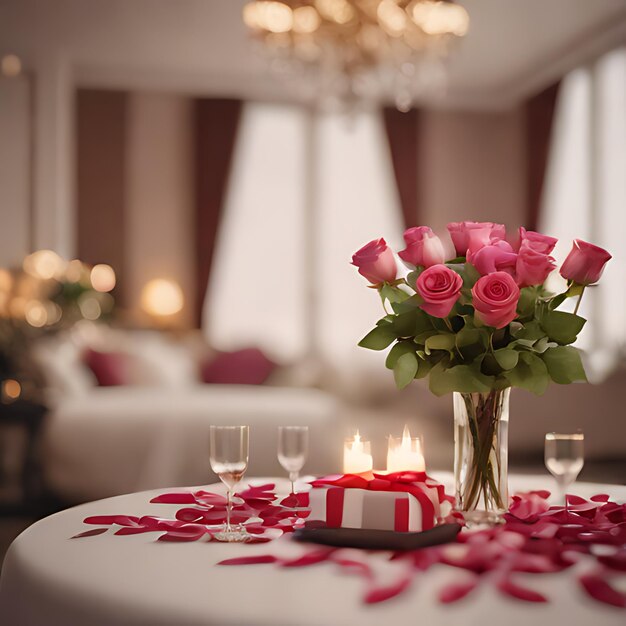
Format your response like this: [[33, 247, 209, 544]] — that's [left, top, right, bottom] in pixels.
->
[[540, 47, 626, 381], [205, 103, 404, 374]]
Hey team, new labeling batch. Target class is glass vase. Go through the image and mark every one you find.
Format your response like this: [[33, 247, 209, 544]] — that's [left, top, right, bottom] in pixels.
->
[[453, 389, 510, 525]]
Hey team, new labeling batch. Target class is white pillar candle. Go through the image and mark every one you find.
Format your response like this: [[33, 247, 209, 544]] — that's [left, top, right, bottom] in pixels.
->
[[343, 431, 373, 474], [387, 425, 425, 472]]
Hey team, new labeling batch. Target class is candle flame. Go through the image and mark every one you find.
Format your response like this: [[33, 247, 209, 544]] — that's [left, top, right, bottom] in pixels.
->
[[402, 424, 411, 448], [352, 430, 361, 451]]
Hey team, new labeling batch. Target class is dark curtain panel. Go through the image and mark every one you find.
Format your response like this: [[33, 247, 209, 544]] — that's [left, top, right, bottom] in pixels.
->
[[76, 89, 128, 306], [194, 99, 242, 328], [525, 82, 560, 231], [382, 107, 420, 228]]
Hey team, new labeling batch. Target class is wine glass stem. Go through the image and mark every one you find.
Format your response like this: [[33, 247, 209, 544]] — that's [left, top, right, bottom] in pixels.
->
[[226, 490, 232, 532], [289, 471, 298, 495]]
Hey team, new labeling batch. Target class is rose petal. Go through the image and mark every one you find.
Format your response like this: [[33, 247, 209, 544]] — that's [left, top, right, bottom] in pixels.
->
[[217, 555, 279, 566], [497, 577, 548, 602], [149, 493, 196, 504], [364, 575, 412, 604], [438, 579, 479, 603], [579, 573, 626, 608], [71, 528, 108, 539]]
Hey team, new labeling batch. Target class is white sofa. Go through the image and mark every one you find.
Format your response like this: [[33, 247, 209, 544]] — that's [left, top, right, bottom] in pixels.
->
[[32, 324, 341, 502]]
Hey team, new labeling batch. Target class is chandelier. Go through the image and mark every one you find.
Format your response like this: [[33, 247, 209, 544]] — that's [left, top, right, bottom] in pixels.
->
[[242, 0, 469, 111]]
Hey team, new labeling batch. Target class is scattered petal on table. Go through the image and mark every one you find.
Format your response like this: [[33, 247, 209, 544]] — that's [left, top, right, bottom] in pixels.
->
[[364, 575, 412, 604], [281, 548, 335, 567], [83, 515, 140, 526], [71, 528, 108, 539], [579, 573, 626, 608], [438, 578, 479, 603], [149, 493, 196, 504], [217, 555, 279, 566], [496, 576, 548, 603]]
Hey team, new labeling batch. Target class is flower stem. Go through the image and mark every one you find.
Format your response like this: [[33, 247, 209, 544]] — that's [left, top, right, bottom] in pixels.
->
[[573, 286, 586, 316]]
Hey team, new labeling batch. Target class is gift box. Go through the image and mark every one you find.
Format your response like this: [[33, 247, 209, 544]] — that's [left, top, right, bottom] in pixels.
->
[[308, 472, 452, 532]]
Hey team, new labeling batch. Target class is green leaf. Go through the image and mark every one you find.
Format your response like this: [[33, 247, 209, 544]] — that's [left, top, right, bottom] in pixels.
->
[[394, 352, 418, 389], [493, 348, 519, 370], [425, 333, 456, 354], [455, 327, 489, 361], [539, 310, 586, 345], [504, 351, 550, 395], [358, 326, 396, 351], [406, 269, 424, 289], [385, 341, 416, 370], [413, 357, 433, 379], [428, 362, 494, 396], [532, 336, 557, 354], [517, 287, 538, 318], [391, 294, 423, 314], [515, 321, 545, 341], [541, 346, 587, 384], [415, 330, 438, 345], [509, 321, 524, 336], [380, 284, 410, 304]]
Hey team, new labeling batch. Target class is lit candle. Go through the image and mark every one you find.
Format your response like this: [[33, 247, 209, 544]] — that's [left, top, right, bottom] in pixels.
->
[[387, 425, 425, 472], [343, 431, 373, 474]]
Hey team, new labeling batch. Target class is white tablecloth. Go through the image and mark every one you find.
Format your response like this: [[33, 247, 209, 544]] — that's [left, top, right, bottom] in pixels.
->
[[1, 474, 625, 626]]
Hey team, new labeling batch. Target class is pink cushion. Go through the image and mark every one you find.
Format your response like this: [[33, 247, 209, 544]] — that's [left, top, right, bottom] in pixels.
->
[[201, 348, 276, 385], [83, 348, 131, 386]]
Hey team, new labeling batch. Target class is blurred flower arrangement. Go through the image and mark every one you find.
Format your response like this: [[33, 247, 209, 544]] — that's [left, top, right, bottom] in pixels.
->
[[0, 250, 116, 400], [352, 222, 611, 521]]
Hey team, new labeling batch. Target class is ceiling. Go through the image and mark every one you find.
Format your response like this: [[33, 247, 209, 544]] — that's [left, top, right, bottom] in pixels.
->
[[1, 0, 625, 109]]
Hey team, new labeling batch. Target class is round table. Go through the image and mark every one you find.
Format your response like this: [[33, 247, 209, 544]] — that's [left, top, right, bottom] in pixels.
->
[[1, 474, 625, 626]]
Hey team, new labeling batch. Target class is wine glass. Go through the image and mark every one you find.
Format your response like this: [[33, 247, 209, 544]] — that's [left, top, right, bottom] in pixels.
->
[[209, 425, 249, 542], [278, 426, 308, 494], [544, 432, 584, 509]]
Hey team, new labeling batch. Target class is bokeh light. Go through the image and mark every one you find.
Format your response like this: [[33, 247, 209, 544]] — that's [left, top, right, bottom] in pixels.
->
[[90, 264, 116, 292], [140, 279, 184, 317]]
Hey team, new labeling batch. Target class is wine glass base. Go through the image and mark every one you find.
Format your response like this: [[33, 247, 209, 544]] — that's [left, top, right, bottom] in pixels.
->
[[213, 528, 250, 543]]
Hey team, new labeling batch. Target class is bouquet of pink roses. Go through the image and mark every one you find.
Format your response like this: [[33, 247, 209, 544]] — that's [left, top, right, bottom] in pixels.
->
[[352, 222, 611, 396]]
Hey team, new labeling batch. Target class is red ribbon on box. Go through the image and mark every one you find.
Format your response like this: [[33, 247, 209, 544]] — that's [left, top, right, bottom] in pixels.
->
[[311, 471, 452, 531]]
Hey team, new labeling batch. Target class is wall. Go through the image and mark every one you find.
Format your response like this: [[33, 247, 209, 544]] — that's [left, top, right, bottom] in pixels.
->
[[419, 107, 527, 238], [0, 75, 31, 267], [125, 93, 195, 328]]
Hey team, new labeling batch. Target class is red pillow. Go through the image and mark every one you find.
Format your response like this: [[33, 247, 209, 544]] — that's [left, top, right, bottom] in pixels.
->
[[201, 348, 276, 385], [84, 348, 131, 386]]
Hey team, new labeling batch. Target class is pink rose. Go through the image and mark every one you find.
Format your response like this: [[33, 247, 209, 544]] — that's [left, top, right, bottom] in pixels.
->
[[468, 240, 517, 276], [351, 238, 397, 284], [472, 272, 520, 329], [447, 221, 506, 257], [518, 227, 557, 255], [398, 226, 446, 268], [515, 242, 556, 287], [559, 239, 612, 285], [416, 265, 463, 318]]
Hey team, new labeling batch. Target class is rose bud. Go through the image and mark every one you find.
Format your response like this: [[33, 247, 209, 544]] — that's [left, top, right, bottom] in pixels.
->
[[447, 221, 506, 257], [468, 240, 517, 276], [472, 272, 520, 329], [416, 265, 463, 318], [518, 227, 557, 255], [351, 238, 398, 285], [559, 239, 612, 285], [398, 226, 446, 268], [515, 242, 556, 287]]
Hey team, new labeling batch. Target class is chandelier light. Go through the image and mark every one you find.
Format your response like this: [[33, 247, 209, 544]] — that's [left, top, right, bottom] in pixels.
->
[[243, 0, 469, 111]]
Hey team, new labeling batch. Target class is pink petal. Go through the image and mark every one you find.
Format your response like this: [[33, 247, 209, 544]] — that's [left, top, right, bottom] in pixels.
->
[[497, 577, 548, 602], [438, 579, 479, 603], [281, 548, 335, 567], [579, 573, 626, 608], [83, 515, 140, 526], [71, 528, 108, 539], [157, 530, 205, 542], [364, 575, 412, 604], [217, 555, 279, 566], [114, 527, 154, 536], [149, 493, 196, 504], [591, 494, 610, 503]]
